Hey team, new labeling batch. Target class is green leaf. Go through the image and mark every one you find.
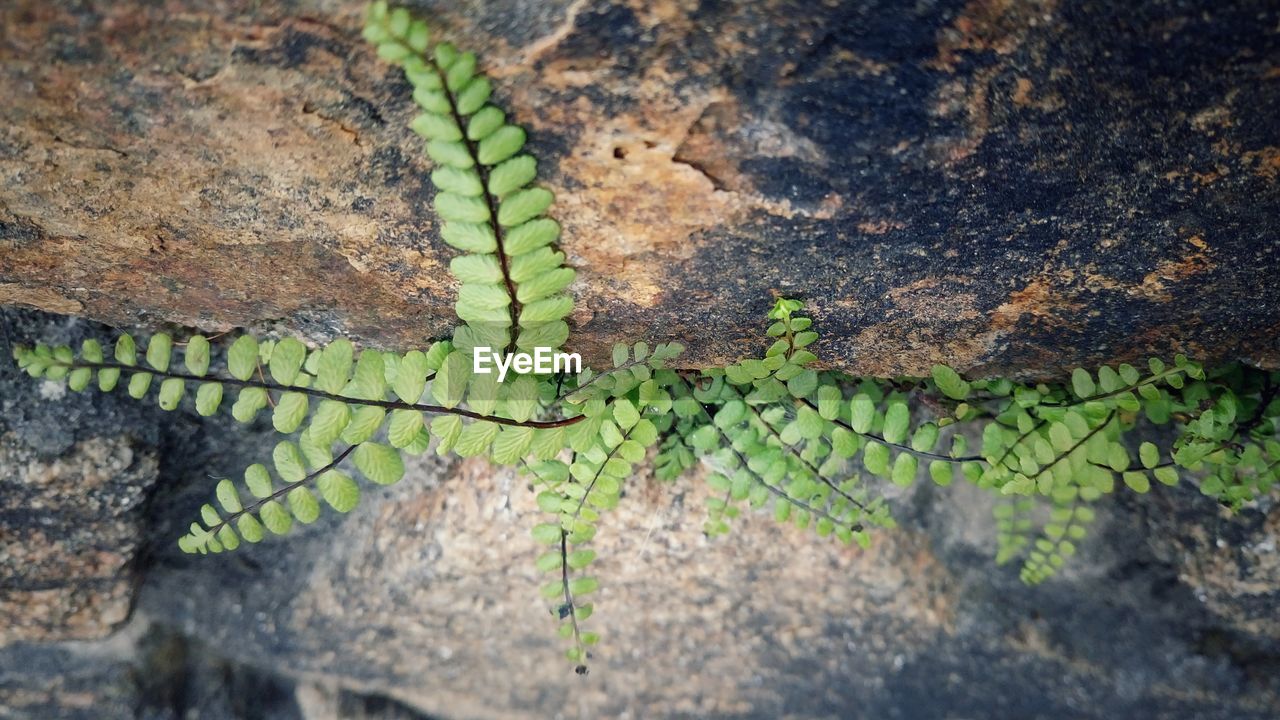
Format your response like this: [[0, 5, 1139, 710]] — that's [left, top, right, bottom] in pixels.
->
[[613, 399, 640, 430], [504, 218, 560, 256], [488, 155, 537, 196], [831, 427, 860, 458], [466, 106, 505, 141], [455, 421, 500, 457], [127, 373, 151, 399], [115, 334, 138, 365], [287, 487, 320, 524], [347, 350, 387, 401], [535, 549, 562, 571], [863, 441, 890, 476], [441, 221, 497, 252], [341, 406, 385, 444], [146, 333, 172, 372], [354, 443, 405, 485], [411, 112, 462, 142], [244, 464, 273, 498], [272, 392, 309, 433], [426, 139, 474, 167], [157, 377, 184, 410], [298, 428, 332, 469], [531, 523, 562, 544], [1106, 443, 1130, 472], [445, 51, 476, 91], [237, 514, 265, 543], [259, 501, 293, 535], [1097, 366, 1121, 393], [431, 414, 464, 455], [911, 422, 939, 453], [929, 460, 953, 486], [891, 453, 918, 487], [477, 125, 525, 165], [228, 336, 259, 381], [318, 470, 360, 513], [491, 425, 534, 464], [850, 394, 875, 434], [216, 478, 242, 513], [882, 402, 909, 444], [497, 187, 553, 227], [185, 335, 211, 376], [432, 168, 484, 200], [931, 365, 970, 400], [98, 367, 121, 392], [1153, 466, 1179, 486], [436, 192, 490, 222], [816, 385, 842, 420], [273, 441, 308, 483], [269, 338, 307, 385], [794, 404, 825, 440], [1123, 471, 1150, 493], [315, 339, 354, 394], [786, 369, 818, 398], [391, 350, 430, 403], [505, 375, 539, 423], [514, 321, 569, 353], [569, 576, 599, 596], [520, 295, 574, 325], [450, 254, 503, 285], [194, 382, 223, 416], [1049, 422, 1073, 452], [1071, 368, 1096, 398], [217, 525, 240, 552], [387, 409, 425, 448], [529, 427, 565, 461], [1118, 363, 1140, 385], [515, 268, 575, 304], [1139, 442, 1159, 469], [310, 400, 352, 446]]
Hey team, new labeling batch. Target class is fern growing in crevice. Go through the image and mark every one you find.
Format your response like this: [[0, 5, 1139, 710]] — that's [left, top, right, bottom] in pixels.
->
[[11, 1, 1280, 674]]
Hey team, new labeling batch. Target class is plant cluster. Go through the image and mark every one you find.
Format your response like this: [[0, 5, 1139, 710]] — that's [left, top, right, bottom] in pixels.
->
[[11, 3, 1280, 672]]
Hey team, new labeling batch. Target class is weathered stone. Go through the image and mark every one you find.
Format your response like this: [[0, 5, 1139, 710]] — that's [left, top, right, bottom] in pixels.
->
[[0, 642, 141, 720], [1147, 495, 1280, 642], [2, 307, 1280, 717], [0, 0, 1277, 376], [0, 434, 156, 644]]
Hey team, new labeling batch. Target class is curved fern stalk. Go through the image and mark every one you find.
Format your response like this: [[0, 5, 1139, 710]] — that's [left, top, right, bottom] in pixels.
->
[[181, 444, 361, 554], [673, 372, 881, 546], [361, 2, 590, 473], [525, 342, 680, 669], [11, 332, 598, 548]]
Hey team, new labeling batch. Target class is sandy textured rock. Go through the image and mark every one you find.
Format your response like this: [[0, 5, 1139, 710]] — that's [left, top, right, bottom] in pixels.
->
[[0, 434, 156, 644], [1, 311, 1279, 719], [1, 0, 1278, 376], [1147, 495, 1280, 642]]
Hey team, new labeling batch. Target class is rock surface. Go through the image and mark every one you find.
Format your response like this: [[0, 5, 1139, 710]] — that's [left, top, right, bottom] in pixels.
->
[[1, 0, 1278, 375], [3, 309, 1280, 719]]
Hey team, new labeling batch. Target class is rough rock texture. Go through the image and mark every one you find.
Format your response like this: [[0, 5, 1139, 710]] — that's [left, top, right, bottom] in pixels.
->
[[1, 0, 1279, 375], [0, 434, 156, 645], [3, 309, 1280, 719]]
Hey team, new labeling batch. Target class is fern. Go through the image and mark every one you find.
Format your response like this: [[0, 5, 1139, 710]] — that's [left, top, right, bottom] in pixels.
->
[[10, 1, 1280, 674]]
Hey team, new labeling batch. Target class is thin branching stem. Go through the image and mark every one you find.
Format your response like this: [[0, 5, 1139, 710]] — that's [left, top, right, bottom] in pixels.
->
[[205, 444, 359, 539], [47, 359, 585, 429]]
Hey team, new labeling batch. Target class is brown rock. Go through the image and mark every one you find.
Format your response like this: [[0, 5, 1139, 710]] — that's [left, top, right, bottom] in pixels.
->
[[1, 0, 1278, 376], [0, 433, 157, 643]]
